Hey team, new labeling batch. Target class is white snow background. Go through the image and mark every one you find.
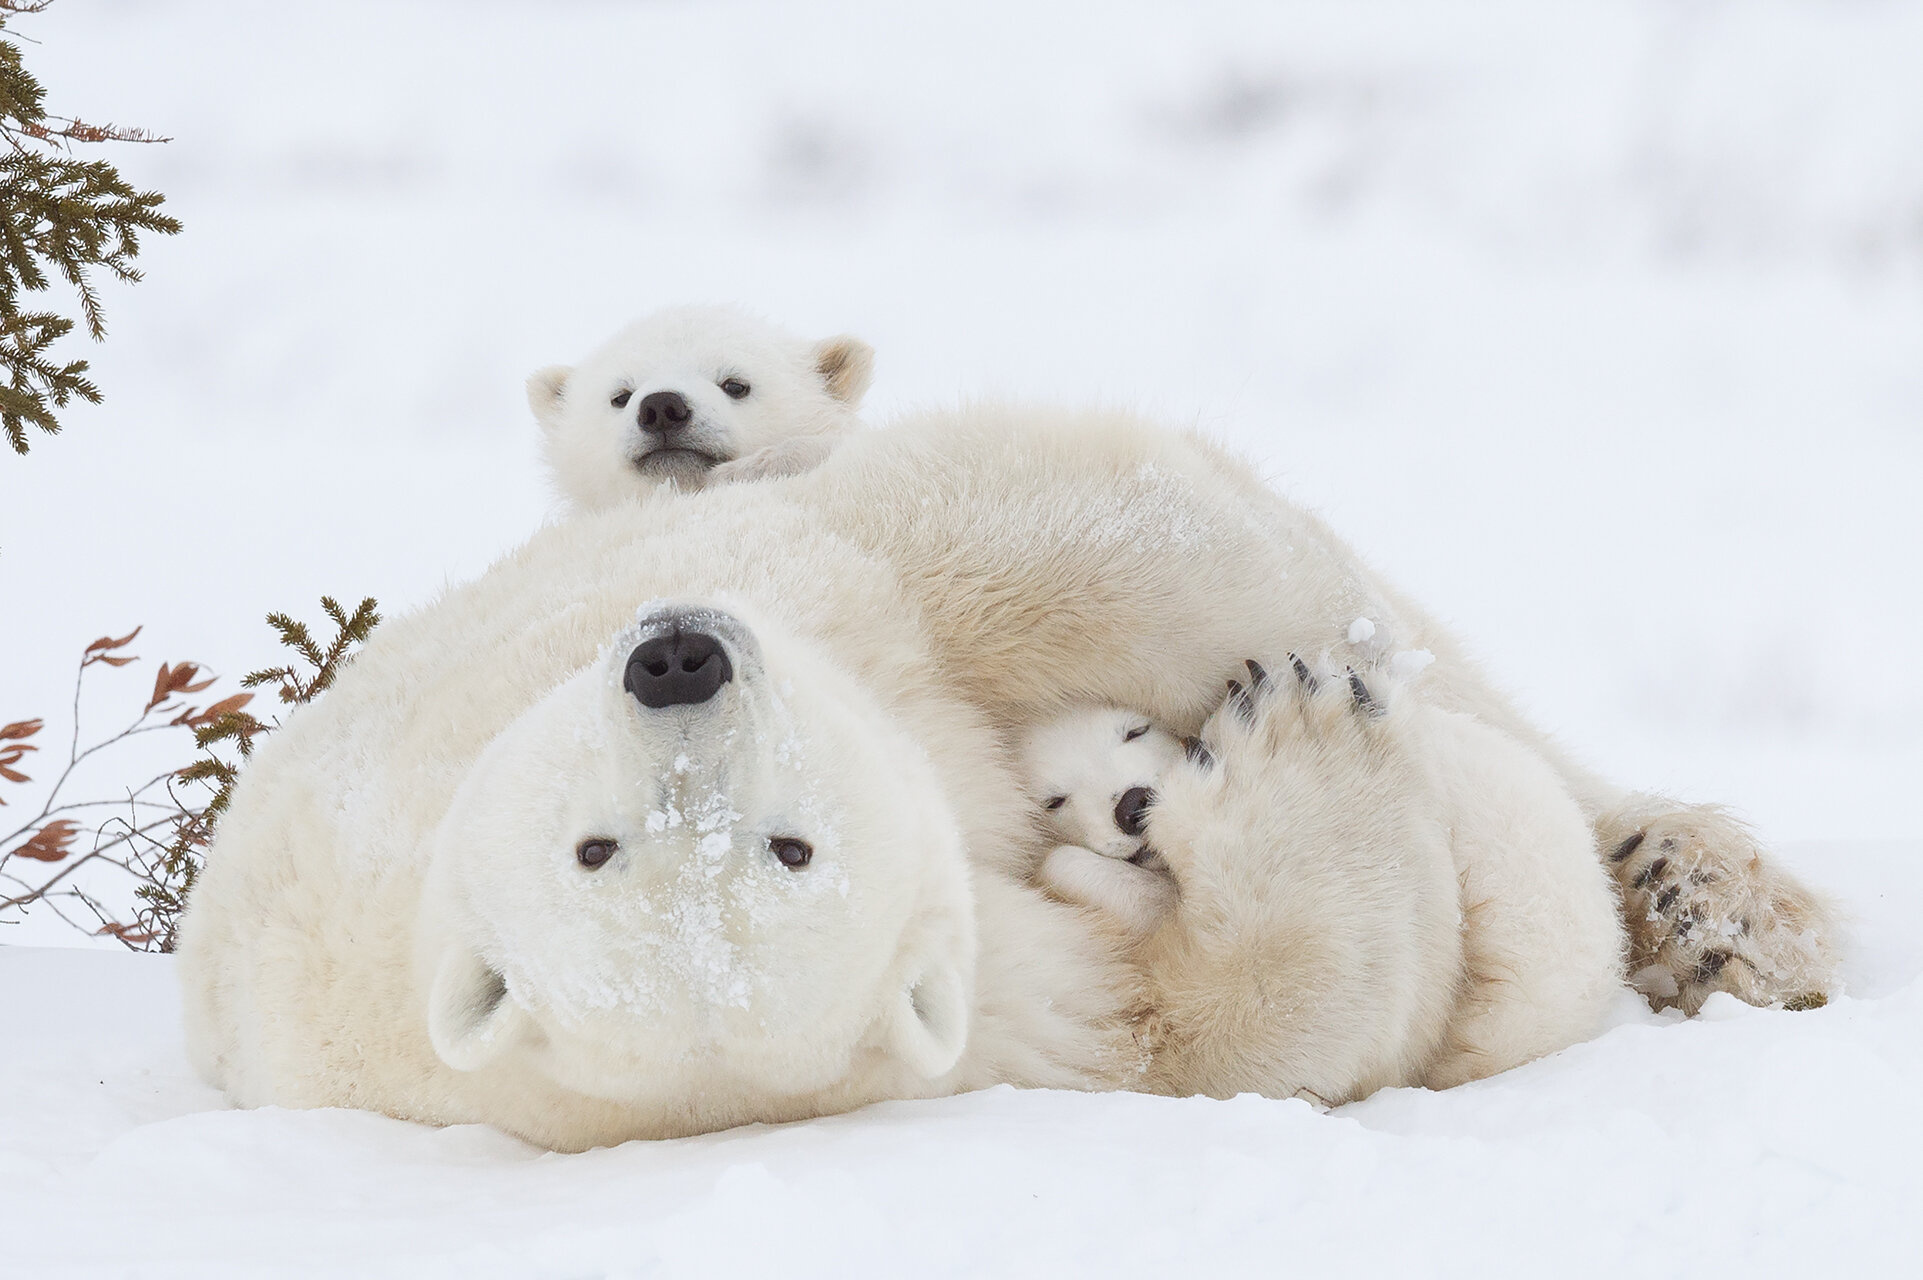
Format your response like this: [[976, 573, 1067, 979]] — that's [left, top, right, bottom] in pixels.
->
[[2, 0, 1920, 1275]]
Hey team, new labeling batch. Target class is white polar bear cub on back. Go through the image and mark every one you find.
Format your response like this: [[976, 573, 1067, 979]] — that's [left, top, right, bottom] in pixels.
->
[[529, 305, 874, 512]]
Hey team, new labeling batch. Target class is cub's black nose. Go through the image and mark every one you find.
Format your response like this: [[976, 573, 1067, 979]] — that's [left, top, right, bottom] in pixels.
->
[[637, 390, 692, 435], [624, 629, 733, 708], [1114, 786, 1153, 837]]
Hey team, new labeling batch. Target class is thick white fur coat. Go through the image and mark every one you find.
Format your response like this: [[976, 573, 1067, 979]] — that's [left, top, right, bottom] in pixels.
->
[[178, 403, 1827, 1148]]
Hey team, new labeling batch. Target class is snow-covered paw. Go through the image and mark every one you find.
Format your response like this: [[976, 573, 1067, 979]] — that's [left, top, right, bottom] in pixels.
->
[[1598, 799, 1838, 1015]]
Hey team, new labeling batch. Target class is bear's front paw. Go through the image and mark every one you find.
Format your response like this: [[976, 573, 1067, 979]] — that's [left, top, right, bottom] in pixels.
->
[[1037, 844, 1178, 939], [710, 436, 836, 486], [1199, 655, 1390, 761], [1598, 800, 1838, 1015], [1146, 655, 1415, 894]]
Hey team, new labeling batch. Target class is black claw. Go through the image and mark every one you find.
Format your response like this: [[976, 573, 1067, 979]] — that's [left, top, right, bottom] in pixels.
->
[[1289, 653, 1317, 693], [1181, 735, 1214, 768], [1225, 679, 1255, 722], [1245, 659, 1269, 690], [1632, 856, 1669, 889], [1660, 836, 1678, 853], [1694, 950, 1731, 982], [1346, 668, 1378, 716], [1611, 832, 1646, 863], [1655, 884, 1681, 914]]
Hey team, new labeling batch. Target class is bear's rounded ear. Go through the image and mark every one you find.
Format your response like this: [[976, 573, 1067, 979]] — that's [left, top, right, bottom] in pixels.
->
[[525, 365, 573, 433], [813, 336, 874, 407], [427, 945, 533, 1072], [887, 951, 969, 1080]]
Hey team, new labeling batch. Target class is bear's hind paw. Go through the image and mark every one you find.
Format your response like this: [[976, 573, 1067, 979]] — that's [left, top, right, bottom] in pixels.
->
[[1599, 801, 1839, 1016]]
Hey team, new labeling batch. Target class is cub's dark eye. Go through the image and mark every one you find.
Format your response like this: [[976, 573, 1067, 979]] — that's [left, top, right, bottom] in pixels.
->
[[1123, 724, 1151, 742], [576, 838, 618, 869], [610, 389, 632, 409], [770, 836, 813, 869], [719, 377, 751, 399], [1043, 795, 1067, 811]]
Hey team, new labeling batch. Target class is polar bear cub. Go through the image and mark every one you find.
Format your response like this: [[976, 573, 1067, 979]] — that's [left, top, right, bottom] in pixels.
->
[[1026, 659, 1628, 1091], [1021, 706, 1185, 937], [528, 305, 874, 512]]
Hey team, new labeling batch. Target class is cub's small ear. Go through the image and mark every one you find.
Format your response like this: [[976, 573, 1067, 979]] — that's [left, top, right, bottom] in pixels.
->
[[887, 950, 970, 1080], [813, 336, 875, 407], [525, 365, 573, 432], [427, 945, 534, 1073]]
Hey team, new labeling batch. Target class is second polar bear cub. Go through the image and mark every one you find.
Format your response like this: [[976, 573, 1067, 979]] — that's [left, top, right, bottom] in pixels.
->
[[1022, 706, 1187, 937], [1026, 658, 1628, 1090], [529, 305, 874, 512]]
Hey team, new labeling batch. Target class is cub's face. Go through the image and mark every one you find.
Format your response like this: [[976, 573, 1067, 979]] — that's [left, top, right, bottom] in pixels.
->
[[528, 305, 873, 512], [420, 601, 972, 1122], [1021, 707, 1184, 862]]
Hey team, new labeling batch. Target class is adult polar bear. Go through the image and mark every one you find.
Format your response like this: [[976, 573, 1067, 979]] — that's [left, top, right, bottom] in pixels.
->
[[178, 407, 1834, 1150]]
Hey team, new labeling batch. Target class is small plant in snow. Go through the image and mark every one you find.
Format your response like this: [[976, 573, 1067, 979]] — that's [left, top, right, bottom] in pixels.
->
[[0, 598, 379, 950]]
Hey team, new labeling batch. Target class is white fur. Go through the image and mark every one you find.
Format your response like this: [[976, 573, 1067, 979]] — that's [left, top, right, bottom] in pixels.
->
[[1022, 689, 1623, 1088], [178, 400, 1834, 1147], [529, 305, 872, 512]]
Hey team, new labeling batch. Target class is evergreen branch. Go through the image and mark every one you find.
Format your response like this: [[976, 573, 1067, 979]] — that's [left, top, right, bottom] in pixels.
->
[[0, 1, 178, 453]]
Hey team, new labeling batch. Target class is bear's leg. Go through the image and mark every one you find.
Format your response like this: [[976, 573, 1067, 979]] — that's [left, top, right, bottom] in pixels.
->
[[1037, 844, 1178, 938], [1595, 797, 1837, 1014], [1140, 660, 1463, 1105], [1414, 711, 1626, 1089]]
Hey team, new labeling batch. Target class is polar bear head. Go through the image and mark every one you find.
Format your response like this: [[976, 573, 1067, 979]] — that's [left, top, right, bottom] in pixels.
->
[[1021, 707, 1184, 862], [528, 306, 874, 512], [419, 600, 972, 1130]]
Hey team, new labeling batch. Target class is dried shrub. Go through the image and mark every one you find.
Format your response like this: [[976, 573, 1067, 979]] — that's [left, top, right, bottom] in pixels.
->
[[1, 599, 379, 950]]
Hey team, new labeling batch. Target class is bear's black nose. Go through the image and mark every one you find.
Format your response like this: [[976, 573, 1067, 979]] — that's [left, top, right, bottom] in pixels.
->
[[637, 390, 692, 435], [1114, 787, 1153, 837], [624, 629, 733, 708]]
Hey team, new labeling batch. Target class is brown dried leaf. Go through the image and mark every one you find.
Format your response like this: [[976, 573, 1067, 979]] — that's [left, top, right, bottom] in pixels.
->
[[84, 628, 141, 655], [95, 922, 157, 944], [97, 655, 137, 668], [147, 662, 173, 711], [14, 819, 81, 862], [184, 692, 255, 726], [146, 661, 211, 712], [1, 719, 43, 741]]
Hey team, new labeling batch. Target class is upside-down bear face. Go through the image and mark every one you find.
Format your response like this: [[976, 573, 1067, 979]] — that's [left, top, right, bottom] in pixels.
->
[[527, 305, 873, 511], [419, 600, 972, 1123]]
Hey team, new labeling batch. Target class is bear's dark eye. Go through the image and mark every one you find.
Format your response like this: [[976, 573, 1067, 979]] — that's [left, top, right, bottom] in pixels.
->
[[610, 389, 632, 409], [1043, 795, 1067, 811], [719, 377, 751, 399], [1124, 724, 1151, 742], [576, 838, 618, 869], [770, 836, 813, 869]]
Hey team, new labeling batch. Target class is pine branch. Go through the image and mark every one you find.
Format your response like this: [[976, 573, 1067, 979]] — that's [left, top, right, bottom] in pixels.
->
[[0, 2, 179, 455]]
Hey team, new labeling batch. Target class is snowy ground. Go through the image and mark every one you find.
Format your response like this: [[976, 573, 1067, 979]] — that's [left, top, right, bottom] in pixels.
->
[[5, 837, 1920, 1277], [2, 0, 1920, 1274]]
